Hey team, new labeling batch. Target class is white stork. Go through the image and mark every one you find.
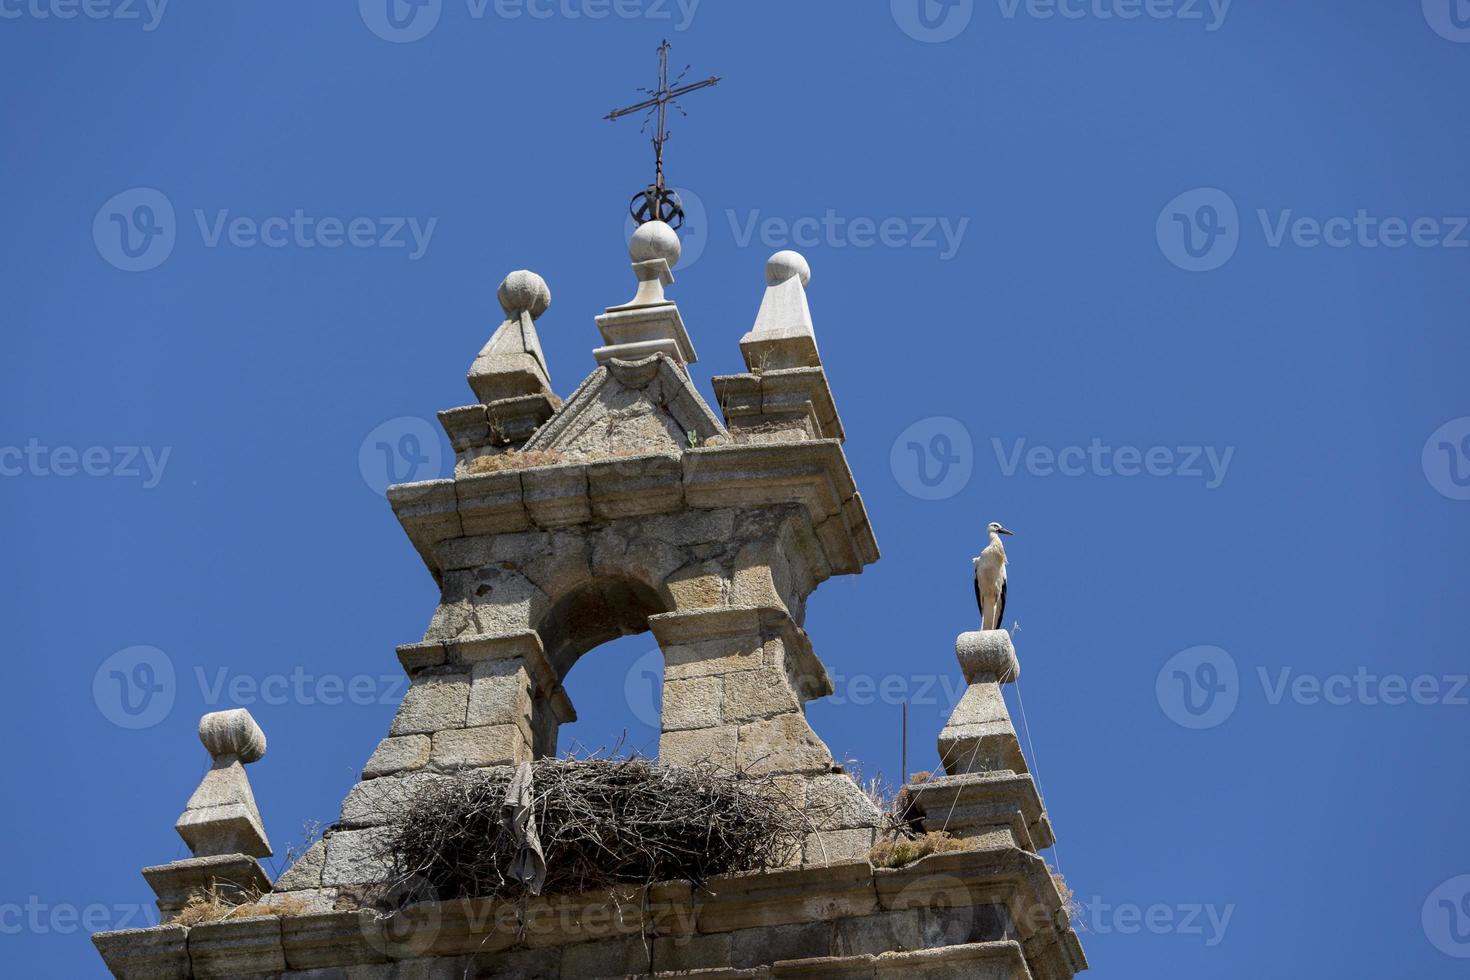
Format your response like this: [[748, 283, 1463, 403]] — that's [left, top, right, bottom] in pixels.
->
[[973, 522, 1015, 631]]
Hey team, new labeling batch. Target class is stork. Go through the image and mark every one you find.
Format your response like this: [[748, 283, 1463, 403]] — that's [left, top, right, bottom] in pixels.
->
[[973, 522, 1015, 631]]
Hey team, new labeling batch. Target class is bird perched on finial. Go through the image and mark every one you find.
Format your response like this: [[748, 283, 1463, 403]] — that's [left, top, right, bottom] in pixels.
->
[[973, 522, 1015, 631]]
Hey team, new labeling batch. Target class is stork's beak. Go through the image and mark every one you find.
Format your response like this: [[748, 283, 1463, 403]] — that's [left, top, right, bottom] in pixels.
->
[[999, 527, 1015, 536]]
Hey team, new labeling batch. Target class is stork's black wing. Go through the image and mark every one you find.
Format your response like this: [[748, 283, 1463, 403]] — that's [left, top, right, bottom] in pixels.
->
[[973, 569, 984, 624], [996, 578, 1007, 630]]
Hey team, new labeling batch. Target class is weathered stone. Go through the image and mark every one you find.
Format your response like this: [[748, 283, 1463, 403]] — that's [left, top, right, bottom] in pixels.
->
[[724, 664, 802, 723], [430, 724, 529, 770], [465, 658, 534, 735], [340, 772, 450, 828], [660, 724, 738, 769], [560, 936, 652, 977], [175, 709, 271, 859], [91, 925, 189, 979], [661, 675, 724, 731], [320, 827, 395, 886], [143, 854, 272, 922], [274, 839, 327, 891], [730, 920, 834, 970], [281, 910, 389, 969], [956, 630, 1019, 684], [388, 675, 469, 736], [737, 713, 833, 775], [187, 915, 285, 977], [653, 931, 732, 973], [805, 774, 882, 831], [362, 736, 431, 779], [803, 827, 877, 865]]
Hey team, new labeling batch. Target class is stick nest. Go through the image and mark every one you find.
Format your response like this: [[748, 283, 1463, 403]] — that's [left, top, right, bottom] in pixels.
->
[[380, 758, 808, 902]]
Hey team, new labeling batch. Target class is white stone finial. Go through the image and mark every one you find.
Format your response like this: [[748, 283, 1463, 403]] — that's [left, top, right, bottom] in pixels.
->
[[766, 250, 812, 288], [199, 708, 267, 763], [498, 270, 551, 321], [594, 221, 697, 366], [468, 269, 556, 405], [739, 249, 820, 371], [629, 220, 681, 267], [176, 709, 271, 859]]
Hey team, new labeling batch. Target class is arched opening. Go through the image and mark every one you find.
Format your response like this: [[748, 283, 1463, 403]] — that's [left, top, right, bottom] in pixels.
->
[[535, 577, 670, 759]]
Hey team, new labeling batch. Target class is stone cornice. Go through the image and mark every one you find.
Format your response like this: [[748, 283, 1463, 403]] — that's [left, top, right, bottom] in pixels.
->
[[388, 440, 879, 585], [94, 845, 1087, 979]]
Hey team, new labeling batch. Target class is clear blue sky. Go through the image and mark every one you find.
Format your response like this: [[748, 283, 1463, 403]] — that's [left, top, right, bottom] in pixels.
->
[[3, 2, 1468, 976]]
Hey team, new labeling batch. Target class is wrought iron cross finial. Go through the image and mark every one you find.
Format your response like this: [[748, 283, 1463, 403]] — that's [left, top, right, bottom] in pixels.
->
[[605, 40, 720, 229]]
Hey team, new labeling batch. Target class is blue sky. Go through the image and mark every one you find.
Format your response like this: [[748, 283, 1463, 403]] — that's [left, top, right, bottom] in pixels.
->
[[3, 2, 1469, 976]]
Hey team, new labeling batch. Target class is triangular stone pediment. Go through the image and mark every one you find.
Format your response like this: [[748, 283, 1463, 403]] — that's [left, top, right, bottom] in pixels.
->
[[522, 353, 728, 460]]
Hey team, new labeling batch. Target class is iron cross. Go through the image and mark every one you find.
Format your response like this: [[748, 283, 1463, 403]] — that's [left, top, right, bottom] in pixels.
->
[[605, 40, 720, 228]]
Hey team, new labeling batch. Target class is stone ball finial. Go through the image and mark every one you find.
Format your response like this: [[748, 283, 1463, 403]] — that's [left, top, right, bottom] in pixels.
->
[[765, 250, 812, 288], [198, 708, 267, 764], [497, 270, 551, 321], [629, 220, 681, 267], [956, 630, 1019, 684]]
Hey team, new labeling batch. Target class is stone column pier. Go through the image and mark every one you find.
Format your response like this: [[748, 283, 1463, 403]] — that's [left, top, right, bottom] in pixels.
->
[[904, 630, 1055, 854], [650, 606, 883, 864]]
